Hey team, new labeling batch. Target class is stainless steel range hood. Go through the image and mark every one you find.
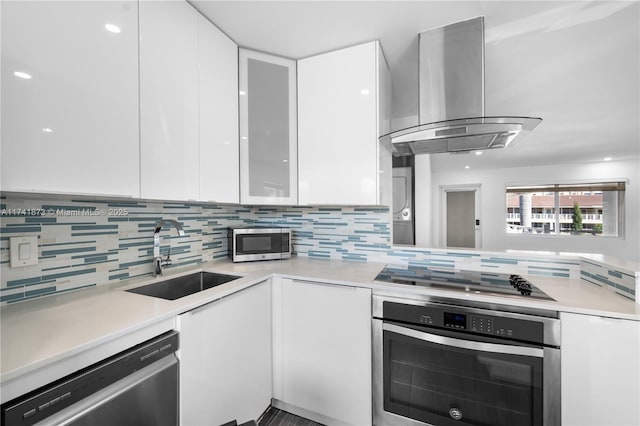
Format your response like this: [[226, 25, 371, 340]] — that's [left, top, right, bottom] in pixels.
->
[[381, 17, 542, 156]]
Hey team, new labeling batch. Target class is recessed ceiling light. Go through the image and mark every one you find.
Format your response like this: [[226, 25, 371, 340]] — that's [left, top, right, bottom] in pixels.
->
[[282, 159, 289, 163], [360, 89, 370, 95], [14, 71, 32, 79], [105, 23, 121, 33], [239, 90, 246, 96], [475, 151, 483, 156], [42, 128, 53, 133], [465, 165, 470, 169], [241, 136, 247, 140], [603, 157, 612, 161]]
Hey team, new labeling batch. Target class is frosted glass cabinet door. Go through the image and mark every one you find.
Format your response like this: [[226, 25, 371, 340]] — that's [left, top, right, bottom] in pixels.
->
[[139, 0, 199, 201], [239, 49, 297, 205], [198, 15, 239, 204], [1, 1, 139, 197]]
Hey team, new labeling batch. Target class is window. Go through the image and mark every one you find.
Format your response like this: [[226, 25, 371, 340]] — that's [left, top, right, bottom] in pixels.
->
[[505, 182, 625, 237]]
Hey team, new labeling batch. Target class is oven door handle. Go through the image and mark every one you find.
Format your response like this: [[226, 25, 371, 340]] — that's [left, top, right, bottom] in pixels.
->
[[383, 322, 544, 358]]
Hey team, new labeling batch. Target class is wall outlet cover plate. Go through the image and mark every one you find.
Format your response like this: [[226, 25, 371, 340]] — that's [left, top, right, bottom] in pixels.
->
[[10, 236, 39, 268]]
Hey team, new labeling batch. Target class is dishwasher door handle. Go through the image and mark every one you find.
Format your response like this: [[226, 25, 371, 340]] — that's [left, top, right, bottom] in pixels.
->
[[383, 322, 544, 358]]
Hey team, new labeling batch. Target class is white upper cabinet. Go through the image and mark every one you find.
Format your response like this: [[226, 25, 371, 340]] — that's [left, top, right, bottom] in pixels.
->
[[140, 2, 240, 203], [1, 1, 140, 197], [139, 0, 199, 201], [198, 15, 239, 204], [239, 49, 298, 205], [298, 41, 391, 206]]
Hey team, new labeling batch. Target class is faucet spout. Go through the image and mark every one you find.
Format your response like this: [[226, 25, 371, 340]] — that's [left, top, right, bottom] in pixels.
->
[[154, 219, 185, 236], [153, 219, 186, 276]]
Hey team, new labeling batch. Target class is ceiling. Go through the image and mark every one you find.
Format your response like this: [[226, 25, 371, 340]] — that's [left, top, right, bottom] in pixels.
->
[[191, 1, 640, 171]]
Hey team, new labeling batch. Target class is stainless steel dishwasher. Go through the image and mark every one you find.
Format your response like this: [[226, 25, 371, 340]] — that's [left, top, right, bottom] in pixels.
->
[[1, 330, 179, 426]]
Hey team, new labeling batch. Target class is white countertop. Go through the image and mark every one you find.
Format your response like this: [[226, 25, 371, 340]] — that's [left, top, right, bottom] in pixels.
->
[[2, 256, 639, 403]]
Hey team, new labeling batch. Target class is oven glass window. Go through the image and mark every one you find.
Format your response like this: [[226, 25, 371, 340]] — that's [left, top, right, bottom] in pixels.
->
[[384, 330, 543, 426]]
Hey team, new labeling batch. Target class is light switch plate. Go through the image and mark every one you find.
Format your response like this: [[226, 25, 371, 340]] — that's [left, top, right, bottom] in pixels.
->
[[10, 236, 39, 267]]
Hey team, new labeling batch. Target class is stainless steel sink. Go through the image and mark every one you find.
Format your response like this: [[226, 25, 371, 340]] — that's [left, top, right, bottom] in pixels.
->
[[126, 272, 241, 300]]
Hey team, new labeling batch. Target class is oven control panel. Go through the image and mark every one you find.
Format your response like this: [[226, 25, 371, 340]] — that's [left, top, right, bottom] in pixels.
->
[[443, 312, 466, 329], [470, 315, 493, 333], [382, 301, 546, 343], [444, 311, 519, 337]]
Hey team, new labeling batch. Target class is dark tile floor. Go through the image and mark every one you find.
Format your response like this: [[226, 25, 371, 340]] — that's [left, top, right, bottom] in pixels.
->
[[258, 407, 324, 426]]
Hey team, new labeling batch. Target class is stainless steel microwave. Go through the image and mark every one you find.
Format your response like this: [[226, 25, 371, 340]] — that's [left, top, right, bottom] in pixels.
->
[[228, 227, 291, 262]]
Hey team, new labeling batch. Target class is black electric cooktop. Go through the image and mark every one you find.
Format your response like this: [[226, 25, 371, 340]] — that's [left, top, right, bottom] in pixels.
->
[[374, 265, 555, 301]]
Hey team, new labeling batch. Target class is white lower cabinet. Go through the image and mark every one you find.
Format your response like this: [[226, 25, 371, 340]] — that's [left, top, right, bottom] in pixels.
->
[[561, 312, 640, 426], [272, 278, 372, 425], [177, 281, 272, 426]]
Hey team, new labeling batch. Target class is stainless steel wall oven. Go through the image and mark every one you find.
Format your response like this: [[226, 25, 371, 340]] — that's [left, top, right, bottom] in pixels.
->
[[372, 294, 560, 426]]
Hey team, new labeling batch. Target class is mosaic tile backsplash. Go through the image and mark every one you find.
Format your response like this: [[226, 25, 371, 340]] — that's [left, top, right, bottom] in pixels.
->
[[580, 259, 638, 301], [1, 194, 637, 304], [0, 195, 255, 304]]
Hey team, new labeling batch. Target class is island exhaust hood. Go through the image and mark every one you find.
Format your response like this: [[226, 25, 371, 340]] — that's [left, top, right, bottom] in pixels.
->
[[381, 16, 542, 156]]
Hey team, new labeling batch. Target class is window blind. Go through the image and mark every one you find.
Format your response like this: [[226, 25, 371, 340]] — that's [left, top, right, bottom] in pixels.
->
[[506, 182, 625, 193]]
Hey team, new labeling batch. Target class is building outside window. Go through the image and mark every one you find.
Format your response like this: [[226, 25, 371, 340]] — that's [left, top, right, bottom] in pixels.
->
[[505, 182, 625, 237]]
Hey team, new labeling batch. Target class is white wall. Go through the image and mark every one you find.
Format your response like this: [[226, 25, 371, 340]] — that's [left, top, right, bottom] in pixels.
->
[[418, 157, 640, 262], [414, 153, 432, 246]]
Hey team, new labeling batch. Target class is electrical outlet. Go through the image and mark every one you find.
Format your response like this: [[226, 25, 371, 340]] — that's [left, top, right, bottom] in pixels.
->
[[10, 236, 39, 267]]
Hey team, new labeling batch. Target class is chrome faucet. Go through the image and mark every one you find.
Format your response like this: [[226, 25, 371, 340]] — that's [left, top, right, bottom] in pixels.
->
[[153, 219, 186, 276]]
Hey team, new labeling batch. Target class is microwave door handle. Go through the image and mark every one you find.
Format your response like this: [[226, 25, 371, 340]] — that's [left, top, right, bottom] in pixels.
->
[[383, 323, 544, 358]]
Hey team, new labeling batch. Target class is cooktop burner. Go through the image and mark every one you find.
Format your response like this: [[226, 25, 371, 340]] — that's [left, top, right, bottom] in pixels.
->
[[374, 265, 555, 301]]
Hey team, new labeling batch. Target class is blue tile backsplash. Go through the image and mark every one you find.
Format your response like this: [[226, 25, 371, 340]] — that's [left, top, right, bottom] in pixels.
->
[[1, 195, 254, 303], [1, 193, 637, 304]]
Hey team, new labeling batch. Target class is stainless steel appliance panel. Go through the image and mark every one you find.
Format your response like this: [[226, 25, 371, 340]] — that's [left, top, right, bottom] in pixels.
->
[[229, 227, 291, 262], [372, 295, 560, 426], [2, 331, 179, 426], [36, 357, 177, 426], [419, 16, 484, 123]]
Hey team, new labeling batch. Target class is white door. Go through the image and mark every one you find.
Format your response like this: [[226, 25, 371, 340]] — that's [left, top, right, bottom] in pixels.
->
[[442, 186, 481, 248]]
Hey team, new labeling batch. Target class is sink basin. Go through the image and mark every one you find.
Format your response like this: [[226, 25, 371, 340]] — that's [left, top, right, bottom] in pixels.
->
[[126, 272, 241, 300]]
